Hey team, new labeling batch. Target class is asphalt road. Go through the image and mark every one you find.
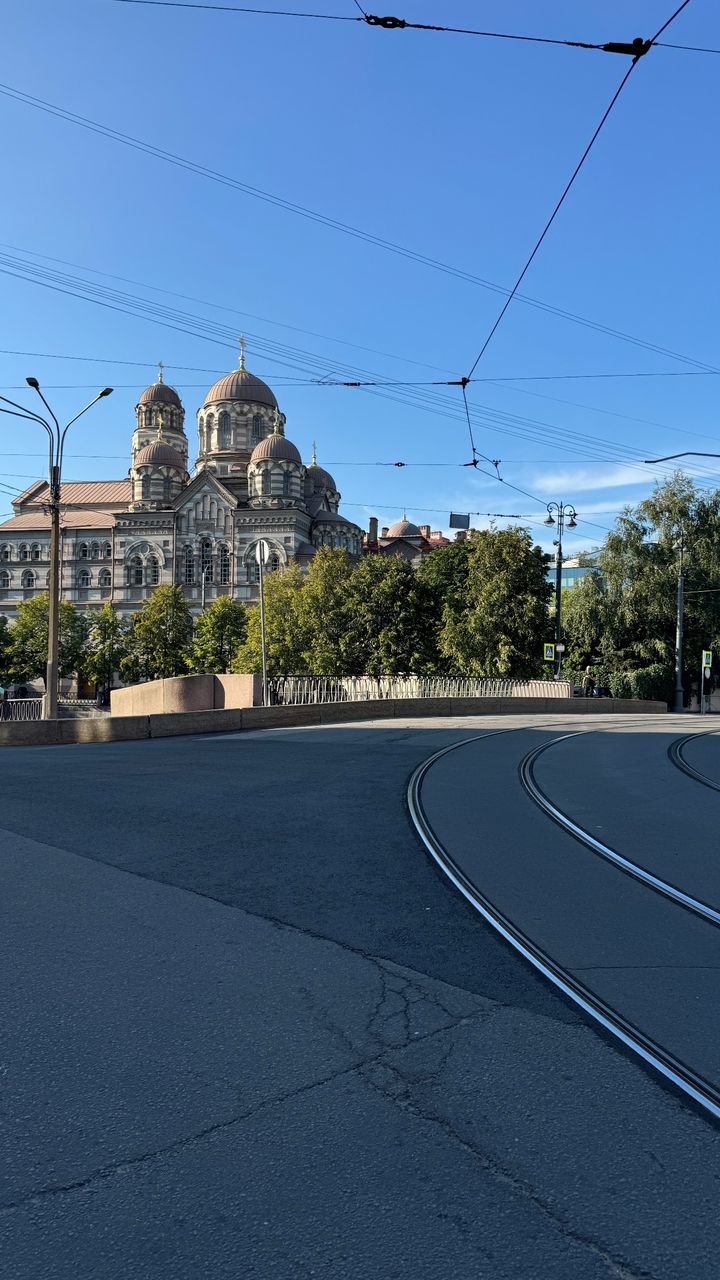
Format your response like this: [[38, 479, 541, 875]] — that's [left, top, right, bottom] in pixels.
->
[[2, 713, 720, 1279]]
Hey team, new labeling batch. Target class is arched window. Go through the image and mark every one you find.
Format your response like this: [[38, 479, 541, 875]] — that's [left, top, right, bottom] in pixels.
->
[[21, 570, 36, 590], [218, 545, 231, 585], [0, 545, 9, 561], [99, 568, 111, 588], [261, 469, 271, 497], [268, 554, 280, 573], [147, 556, 160, 585], [251, 561, 261, 584], [19, 544, 29, 561], [129, 556, 143, 586], [78, 543, 88, 559], [145, 408, 154, 430], [205, 414, 214, 446], [201, 538, 213, 584], [77, 569, 91, 589], [31, 543, 41, 561], [90, 542, 99, 560], [103, 542, 112, 559], [184, 545, 194, 585], [282, 471, 291, 497], [141, 475, 151, 501], [163, 476, 173, 503], [219, 412, 231, 449], [0, 569, 10, 590], [252, 414, 262, 443]]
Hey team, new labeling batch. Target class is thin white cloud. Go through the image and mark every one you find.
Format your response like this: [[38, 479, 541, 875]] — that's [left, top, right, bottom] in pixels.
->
[[531, 465, 650, 495]]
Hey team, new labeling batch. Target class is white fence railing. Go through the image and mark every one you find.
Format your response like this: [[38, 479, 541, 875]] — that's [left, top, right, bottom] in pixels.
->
[[3, 698, 43, 722], [265, 676, 572, 705]]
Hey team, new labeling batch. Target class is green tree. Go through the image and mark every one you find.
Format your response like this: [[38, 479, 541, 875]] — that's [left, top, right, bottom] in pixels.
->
[[439, 527, 552, 676], [7, 594, 88, 685], [191, 596, 248, 673], [121, 585, 193, 682], [563, 475, 720, 701], [233, 565, 308, 675], [344, 555, 436, 675], [84, 605, 130, 701], [295, 548, 355, 675]]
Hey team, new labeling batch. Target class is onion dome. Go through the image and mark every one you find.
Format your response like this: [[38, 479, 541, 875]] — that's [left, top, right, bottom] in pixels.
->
[[135, 440, 186, 468], [250, 413, 301, 464], [138, 361, 182, 408], [307, 442, 336, 492], [385, 517, 422, 539], [204, 339, 277, 408]]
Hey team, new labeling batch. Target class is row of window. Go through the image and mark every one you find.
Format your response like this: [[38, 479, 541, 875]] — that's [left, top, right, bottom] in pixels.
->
[[1, 547, 285, 594], [253, 471, 294, 497], [1, 541, 114, 563]]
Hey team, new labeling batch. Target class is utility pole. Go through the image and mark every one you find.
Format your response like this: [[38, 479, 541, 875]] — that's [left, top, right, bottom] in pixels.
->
[[0, 381, 112, 719], [544, 501, 577, 678]]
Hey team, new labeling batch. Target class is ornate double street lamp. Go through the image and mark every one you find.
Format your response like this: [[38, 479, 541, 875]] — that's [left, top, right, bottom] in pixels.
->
[[544, 501, 577, 678], [0, 380, 113, 719]]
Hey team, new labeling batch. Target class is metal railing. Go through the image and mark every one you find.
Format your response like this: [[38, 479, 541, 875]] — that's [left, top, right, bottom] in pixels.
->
[[265, 675, 572, 705], [2, 698, 43, 722]]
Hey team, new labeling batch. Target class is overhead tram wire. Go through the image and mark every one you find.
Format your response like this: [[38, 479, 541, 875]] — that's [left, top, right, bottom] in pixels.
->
[[111, 0, 714, 56], [2, 87, 717, 374], [458, 0, 693, 470], [3, 249, 718, 476], [4, 255, 719, 491]]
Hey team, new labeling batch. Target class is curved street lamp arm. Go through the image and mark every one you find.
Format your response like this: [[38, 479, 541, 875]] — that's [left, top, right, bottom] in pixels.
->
[[58, 390, 113, 475], [0, 399, 55, 486]]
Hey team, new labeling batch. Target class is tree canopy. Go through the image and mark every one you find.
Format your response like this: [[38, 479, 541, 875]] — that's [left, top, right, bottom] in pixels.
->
[[563, 476, 720, 702], [191, 596, 248, 673], [5, 595, 88, 685], [121, 585, 193, 683]]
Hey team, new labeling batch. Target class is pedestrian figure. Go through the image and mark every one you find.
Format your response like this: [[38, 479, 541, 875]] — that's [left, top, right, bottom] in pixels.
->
[[582, 666, 596, 698]]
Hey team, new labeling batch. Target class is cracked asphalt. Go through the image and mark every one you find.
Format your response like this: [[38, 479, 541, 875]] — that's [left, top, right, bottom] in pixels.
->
[[2, 713, 720, 1278]]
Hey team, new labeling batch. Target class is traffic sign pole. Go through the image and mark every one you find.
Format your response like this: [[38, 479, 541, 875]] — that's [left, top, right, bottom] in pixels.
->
[[255, 540, 269, 707]]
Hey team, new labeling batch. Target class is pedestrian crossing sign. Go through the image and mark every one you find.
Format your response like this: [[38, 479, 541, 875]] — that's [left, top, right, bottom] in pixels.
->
[[703, 650, 712, 669], [543, 643, 555, 662]]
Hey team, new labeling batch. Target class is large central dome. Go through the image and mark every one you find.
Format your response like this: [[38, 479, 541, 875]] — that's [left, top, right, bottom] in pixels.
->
[[203, 365, 277, 409]]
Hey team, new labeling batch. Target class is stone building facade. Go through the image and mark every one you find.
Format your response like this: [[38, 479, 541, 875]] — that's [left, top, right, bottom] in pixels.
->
[[0, 357, 362, 619]]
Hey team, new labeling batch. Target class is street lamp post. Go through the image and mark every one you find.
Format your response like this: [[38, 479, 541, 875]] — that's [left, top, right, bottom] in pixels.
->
[[0, 381, 112, 719], [544, 501, 577, 679]]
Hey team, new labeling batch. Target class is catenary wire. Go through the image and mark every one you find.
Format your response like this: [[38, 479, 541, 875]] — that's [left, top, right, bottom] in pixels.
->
[[466, 0, 693, 383], [110, 0, 713, 56], [1, 86, 717, 375], [4, 249, 719, 478]]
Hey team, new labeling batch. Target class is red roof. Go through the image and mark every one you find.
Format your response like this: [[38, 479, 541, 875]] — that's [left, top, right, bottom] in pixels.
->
[[0, 511, 115, 532], [15, 480, 131, 509]]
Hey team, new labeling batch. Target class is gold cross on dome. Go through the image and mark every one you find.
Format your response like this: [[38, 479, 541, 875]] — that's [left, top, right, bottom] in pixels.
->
[[311, 440, 317, 465], [238, 335, 246, 370], [157, 413, 164, 438], [157, 359, 164, 383]]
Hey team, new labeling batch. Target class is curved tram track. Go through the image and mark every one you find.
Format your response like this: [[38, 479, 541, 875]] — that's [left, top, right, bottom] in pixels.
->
[[408, 725, 720, 1122]]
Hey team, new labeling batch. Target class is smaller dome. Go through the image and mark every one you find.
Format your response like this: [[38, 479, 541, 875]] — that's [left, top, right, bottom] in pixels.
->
[[385, 518, 422, 539], [138, 381, 182, 408], [250, 432, 301, 465], [135, 440, 186, 468], [308, 462, 337, 493]]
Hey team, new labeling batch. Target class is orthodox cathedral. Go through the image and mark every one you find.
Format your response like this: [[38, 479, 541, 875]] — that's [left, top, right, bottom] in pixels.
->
[[0, 348, 363, 619]]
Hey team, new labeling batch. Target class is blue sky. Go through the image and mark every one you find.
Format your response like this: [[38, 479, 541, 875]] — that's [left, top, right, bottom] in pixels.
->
[[2, 0, 718, 552]]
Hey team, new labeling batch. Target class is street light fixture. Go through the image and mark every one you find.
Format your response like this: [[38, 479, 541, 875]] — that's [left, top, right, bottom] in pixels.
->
[[545, 501, 577, 678], [0, 380, 112, 719]]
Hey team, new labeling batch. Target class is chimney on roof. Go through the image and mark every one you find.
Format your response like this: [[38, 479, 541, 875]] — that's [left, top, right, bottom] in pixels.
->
[[419, 524, 430, 539], [381, 526, 389, 538], [368, 516, 378, 543]]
